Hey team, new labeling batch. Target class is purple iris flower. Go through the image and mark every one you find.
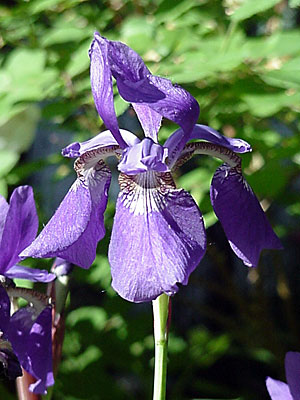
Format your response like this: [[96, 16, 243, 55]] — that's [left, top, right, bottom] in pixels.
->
[[266, 352, 300, 399], [0, 186, 55, 283], [22, 33, 282, 303], [0, 286, 54, 394]]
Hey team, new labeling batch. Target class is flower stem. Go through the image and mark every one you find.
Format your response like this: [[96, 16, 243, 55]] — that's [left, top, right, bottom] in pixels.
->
[[152, 294, 170, 400]]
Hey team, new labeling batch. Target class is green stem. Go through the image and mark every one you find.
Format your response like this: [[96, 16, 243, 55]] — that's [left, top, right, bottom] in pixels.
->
[[152, 294, 170, 400]]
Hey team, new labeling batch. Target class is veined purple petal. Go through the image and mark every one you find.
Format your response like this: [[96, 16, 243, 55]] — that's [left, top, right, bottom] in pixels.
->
[[0, 186, 38, 274], [5, 265, 56, 283], [118, 138, 168, 175], [165, 124, 252, 167], [266, 377, 293, 400], [285, 352, 300, 400], [7, 306, 54, 395], [0, 195, 9, 241], [106, 35, 149, 81], [62, 129, 140, 158], [116, 74, 199, 139], [0, 286, 10, 334], [89, 34, 127, 149], [210, 164, 282, 267], [132, 103, 162, 142], [103, 35, 199, 140], [109, 172, 206, 302], [21, 163, 111, 269]]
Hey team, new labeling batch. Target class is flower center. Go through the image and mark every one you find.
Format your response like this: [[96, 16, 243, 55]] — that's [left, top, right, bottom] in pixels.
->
[[118, 171, 176, 216]]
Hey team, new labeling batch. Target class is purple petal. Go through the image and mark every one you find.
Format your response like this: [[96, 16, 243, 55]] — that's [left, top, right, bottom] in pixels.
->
[[132, 104, 162, 141], [116, 74, 199, 139], [106, 36, 149, 82], [266, 377, 293, 400], [0, 186, 38, 274], [62, 129, 140, 158], [5, 265, 56, 283], [165, 124, 252, 167], [118, 138, 168, 175], [210, 164, 282, 267], [89, 34, 127, 148], [21, 164, 111, 269], [52, 258, 73, 276], [0, 195, 9, 241], [285, 352, 300, 399], [109, 172, 206, 302], [105, 36, 199, 141], [0, 286, 10, 334], [7, 307, 54, 395]]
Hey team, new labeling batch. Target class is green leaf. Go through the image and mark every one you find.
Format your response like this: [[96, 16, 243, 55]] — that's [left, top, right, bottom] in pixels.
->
[[5, 48, 46, 79], [158, 33, 245, 83], [0, 105, 40, 153], [260, 56, 300, 89], [2, 49, 58, 103], [60, 345, 102, 373], [66, 307, 108, 331], [230, 0, 282, 21], [242, 91, 300, 117], [0, 179, 7, 197], [66, 40, 90, 77], [29, 0, 86, 14], [0, 150, 19, 178], [120, 16, 155, 55], [40, 27, 92, 46], [289, 0, 300, 7], [156, 0, 201, 23]]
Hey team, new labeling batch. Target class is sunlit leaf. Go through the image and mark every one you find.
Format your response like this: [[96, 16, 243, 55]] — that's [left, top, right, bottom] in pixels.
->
[[230, 0, 282, 21]]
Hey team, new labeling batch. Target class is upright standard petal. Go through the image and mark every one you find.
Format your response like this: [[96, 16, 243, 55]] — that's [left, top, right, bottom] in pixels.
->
[[104, 36, 199, 142], [266, 377, 293, 400], [285, 352, 300, 400], [7, 306, 54, 395], [118, 138, 168, 175], [21, 161, 111, 269], [0, 186, 38, 273], [109, 171, 206, 302], [210, 164, 282, 267], [165, 124, 252, 167], [132, 104, 162, 142], [89, 34, 127, 149]]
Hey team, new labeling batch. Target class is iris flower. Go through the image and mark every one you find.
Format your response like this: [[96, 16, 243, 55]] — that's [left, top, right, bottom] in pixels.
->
[[22, 33, 282, 302], [0, 186, 55, 283], [0, 186, 55, 392], [0, 286, 54, 394], [266, 352, 300, 400]]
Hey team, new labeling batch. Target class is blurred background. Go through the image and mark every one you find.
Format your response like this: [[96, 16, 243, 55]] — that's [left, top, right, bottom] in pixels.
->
[[0, 0, 300, 399]]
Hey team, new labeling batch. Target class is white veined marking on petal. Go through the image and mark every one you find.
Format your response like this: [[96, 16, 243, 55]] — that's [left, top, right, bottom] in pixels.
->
[[119, 171, 175, 217]]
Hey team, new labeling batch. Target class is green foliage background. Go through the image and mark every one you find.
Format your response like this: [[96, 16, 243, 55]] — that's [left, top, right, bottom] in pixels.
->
[[0, 0, 300, 399]]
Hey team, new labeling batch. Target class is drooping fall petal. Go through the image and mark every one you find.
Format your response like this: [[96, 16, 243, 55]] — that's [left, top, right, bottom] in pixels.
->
[[109, 171, 206, 302], [21, 163, 111, 269], [210, 164, 282, 267]]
